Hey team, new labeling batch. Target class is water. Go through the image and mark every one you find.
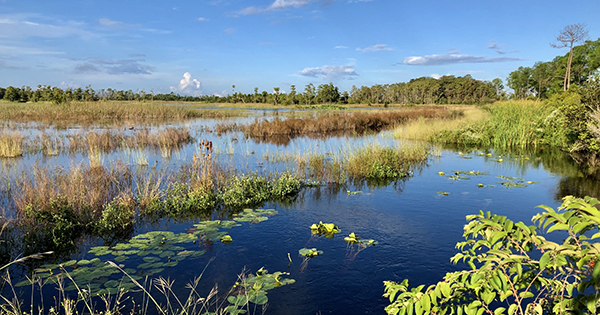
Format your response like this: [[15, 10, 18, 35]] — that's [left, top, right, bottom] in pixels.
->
[[1, 114, 597, 314]]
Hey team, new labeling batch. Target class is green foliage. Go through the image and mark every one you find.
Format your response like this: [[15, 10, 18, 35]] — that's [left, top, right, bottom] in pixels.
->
[[221, 174, 273, 208], [24, 197, 84, 250], [95, 197, 135, 235], [310, 221, 340, 238], [272, 171, 303, 199], [347, 144, 428, 181], [384, 195, 600, 315], [298, 248, 323, 258]]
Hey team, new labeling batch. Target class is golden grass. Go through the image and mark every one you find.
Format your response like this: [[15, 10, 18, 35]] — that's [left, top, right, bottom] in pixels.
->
[[0, 131, 24, 158], [394, 106, 488, 140], [0, 101, 244, 126]]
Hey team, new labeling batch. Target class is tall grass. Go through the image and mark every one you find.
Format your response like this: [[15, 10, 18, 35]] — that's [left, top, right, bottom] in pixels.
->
[[0, 131, 24, 158], [239, 107, 461, 140], [395, 101, 568, 151], [347, 143, 428, 180], [0, 101, 244, 126]]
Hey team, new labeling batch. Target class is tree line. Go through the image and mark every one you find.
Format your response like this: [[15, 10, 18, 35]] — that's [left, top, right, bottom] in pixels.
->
[[0, 75, 503, 106], [508, 24, 600, 99]]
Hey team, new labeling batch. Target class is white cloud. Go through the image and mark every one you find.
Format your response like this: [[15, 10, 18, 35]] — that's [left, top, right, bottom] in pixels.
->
[[401, 52, 522, 66], [236, 0, 316, 15], [487, 40, 518, 55], [73, 58, 153, 75], [0, 15, 95, 39], [335, 45, 348, 49], [176, 72, 202, 96], [197, 17, 209, 22], [297, 65, 358, 80], [430, 74, 441, 79], [99, 18, 132, 27], [223, 28, 236, 34], [356, 44, 393, 53]]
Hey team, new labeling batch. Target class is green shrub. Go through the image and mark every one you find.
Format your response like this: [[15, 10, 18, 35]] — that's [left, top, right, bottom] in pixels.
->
[[221, 174, 272, 208], [272, 171, 303, 199], [384, 195, 600, 315]]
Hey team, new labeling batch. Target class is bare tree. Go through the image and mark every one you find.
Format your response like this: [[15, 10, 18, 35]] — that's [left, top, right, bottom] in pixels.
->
[[551, 23, 589, 91]]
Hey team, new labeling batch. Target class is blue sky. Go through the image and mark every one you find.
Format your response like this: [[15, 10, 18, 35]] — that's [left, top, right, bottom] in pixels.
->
[[1, 0, 599, 96]]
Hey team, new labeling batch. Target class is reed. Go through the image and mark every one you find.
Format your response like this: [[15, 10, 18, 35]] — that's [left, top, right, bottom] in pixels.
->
[[241, 107, 461, 140], [346, 143, 428, 180], [0, 101, 244, 126], [420, 101, 568, 150], [0, 131, 24, 158]]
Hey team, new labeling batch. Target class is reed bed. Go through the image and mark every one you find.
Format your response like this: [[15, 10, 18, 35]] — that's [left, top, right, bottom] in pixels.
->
[[0, 101, 244, 126], [0, 131, 24, 158], [242, 107, 460, 139], [22, 127, 193, 156], [395, 101, 568, 151]]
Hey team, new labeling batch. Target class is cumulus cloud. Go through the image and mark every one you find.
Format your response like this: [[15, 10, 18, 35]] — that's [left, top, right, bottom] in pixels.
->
[[174, 72, 203, 96], [73, 58, 153, 75], [356, 44, 393, 53], [297, 65, 358, 80], [236, 0, 316, 15], [401, 52, 522, 66]]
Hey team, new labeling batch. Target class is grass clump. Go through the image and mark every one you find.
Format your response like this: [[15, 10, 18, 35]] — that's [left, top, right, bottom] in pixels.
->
[[347, 144, 428, 180], [0, 131, 23, 158], [396, 101, 568, 151]]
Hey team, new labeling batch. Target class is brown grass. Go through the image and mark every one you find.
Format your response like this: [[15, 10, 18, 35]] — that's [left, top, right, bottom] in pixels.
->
[[14, 162, 133, 222], [241, 107, 461, 141], [0, 101, 245, 126]]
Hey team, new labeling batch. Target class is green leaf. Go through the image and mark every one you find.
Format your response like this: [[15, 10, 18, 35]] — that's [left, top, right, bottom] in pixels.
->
[[593, 259, 600, 283], [508, 304, 517, 315], [539, 251, 551, 270], [494, 307, 506, 315]]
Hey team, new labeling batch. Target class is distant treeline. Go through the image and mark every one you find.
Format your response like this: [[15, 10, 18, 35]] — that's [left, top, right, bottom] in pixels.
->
[[508, 38, 600, 99], [0, 75, 502, 106]]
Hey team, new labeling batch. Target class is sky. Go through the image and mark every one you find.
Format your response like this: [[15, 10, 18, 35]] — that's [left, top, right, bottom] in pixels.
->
[[1, 0, 599, 97]]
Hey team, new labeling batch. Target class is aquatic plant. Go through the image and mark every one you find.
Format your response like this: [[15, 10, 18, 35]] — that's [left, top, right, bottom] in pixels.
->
[[347, 143, 428, 181], [0, 131, 23, 158], [344, 232, 378, 259], [310, 221, 340, 238]]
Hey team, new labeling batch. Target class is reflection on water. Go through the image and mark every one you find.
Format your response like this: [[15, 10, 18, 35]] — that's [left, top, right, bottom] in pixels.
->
[[2, 113, 600, 314]]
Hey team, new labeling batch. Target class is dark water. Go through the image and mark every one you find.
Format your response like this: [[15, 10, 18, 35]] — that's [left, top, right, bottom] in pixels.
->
[[2, 116, 599, 314]]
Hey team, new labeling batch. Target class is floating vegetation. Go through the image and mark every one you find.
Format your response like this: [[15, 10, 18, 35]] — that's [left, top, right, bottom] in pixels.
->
[[309, 221, 340, 238], [227, 267, 295, 310], [496, 175, 539, 188], [440, 170, 489, 182], [453, 170, 489, 176], [17, 211, 277, 295], [346, 190, 362, 195], [233, 208, 277, 224], [436, 191, 450, 196], [299, 248, 323, 271], [344, 232, 378, 259], [299, 248, 323, 258], [343, 232, 378, 247]]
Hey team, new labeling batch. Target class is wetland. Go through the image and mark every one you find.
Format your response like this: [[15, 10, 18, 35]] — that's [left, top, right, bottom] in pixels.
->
[[0, 103, 599, 314]]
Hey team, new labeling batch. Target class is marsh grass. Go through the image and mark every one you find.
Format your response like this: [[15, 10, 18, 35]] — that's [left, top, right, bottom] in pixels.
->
[[0, 131, 24, 158], [0, 101, 244, 126], [242, 107, 460, 141], [396, 101, 568, 151], [346, 143, 428, 181]]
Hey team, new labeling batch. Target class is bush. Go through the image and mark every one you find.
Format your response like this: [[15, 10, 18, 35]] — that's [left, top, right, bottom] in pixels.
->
[[384, 195, 600, 315]]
